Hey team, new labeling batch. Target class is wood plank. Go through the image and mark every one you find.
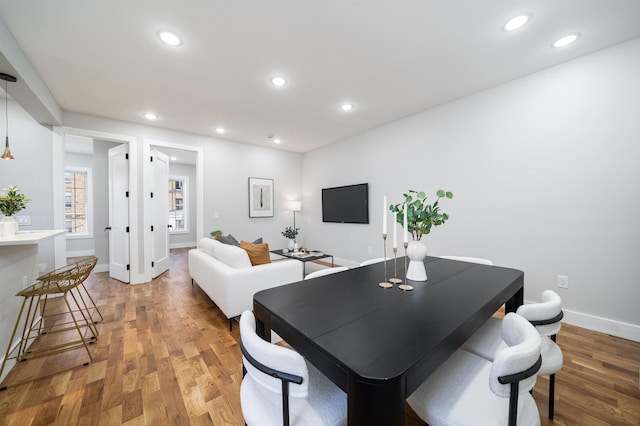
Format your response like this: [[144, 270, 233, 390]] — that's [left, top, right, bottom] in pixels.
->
[[0, 247, 637, 425]]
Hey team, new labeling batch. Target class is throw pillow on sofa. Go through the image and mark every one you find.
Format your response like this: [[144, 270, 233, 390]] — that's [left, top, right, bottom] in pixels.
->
[[219, 234, 263, 246], [240, 240, 272, 266], [219, 233, 240, 246]]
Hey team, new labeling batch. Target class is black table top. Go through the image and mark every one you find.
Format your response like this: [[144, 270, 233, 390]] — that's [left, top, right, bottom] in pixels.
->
[[270, 248, 332, 262], [254, 256, 524, 394]]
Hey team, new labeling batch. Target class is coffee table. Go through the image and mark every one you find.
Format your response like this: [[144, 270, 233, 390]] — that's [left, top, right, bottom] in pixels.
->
[[270, 249, 334, 277]]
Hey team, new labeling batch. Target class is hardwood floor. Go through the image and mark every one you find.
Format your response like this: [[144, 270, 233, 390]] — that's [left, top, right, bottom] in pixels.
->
[[1, 248, 638, 425]]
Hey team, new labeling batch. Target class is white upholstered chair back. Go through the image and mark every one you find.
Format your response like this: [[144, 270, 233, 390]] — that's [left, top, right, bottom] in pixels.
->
[[489, 313, 541, 397], [439, 255, 494, 265], [516, 290, 562, 337], [304, 266, 349, 280], [359, 257, 390, 266], [240, 310, 309, 397]]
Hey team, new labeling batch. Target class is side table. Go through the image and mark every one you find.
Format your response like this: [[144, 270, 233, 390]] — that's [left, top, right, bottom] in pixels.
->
[[270, 249, 334, 277]]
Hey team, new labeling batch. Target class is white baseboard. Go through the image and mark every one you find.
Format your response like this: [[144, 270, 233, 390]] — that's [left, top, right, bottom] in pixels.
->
[[523, 298, 639, 342], [169, 241, 197, 249], [94, 263, 109, 273], [66, 249, 95, 258], [562, 309, 640, 342]]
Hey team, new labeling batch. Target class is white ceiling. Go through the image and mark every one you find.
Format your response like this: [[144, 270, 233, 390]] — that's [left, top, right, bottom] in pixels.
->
[[1, 1, 639, 153]]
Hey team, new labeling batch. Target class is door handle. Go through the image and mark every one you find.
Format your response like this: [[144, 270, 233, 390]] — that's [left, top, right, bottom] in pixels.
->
[[105, 226, 112, 231]]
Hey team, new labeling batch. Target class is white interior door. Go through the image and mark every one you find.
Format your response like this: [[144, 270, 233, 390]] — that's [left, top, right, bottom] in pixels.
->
[[151, 149, 170, 278], [108, 144, 130, 283]]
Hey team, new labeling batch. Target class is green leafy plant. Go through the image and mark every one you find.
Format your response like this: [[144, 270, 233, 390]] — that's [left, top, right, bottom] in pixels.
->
[[0, 185, 31, 217], [389, 189, 453, 241], [210, 229, 223, 238], [281, 226, 299, 239]]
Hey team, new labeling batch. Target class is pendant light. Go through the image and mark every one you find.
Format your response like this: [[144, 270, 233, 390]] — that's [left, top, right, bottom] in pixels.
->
[[1, 73, 17, 160]]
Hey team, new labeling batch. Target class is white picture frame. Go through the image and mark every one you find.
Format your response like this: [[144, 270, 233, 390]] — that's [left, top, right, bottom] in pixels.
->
[[248, 177, 274, 217]]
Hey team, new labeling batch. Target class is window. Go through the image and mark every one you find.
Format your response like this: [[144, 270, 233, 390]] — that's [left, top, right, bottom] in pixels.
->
[[64, 167, 92, 237], [168, 176, 188, 233]]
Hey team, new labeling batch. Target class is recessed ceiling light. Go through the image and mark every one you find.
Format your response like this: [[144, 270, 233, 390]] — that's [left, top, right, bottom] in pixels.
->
[[552, 33, 580, 48], [271, 76, 287, 87], [215, 127, 226, 134], [267, 134, 281, 144], [157, 30, 182, 46], [340, 103, 354, 112], [170, 156, 177, 161], [143, 112, 158, 120], [503, 14, 530, 31]]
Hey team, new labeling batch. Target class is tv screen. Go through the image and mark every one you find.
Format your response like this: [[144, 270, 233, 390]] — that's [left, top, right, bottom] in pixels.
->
[[322, 183, 369, 224]]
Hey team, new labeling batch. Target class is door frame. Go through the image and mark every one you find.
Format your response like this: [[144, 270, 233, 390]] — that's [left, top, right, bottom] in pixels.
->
[[54, 127, 142, 283], [143, 138, 204, 283]]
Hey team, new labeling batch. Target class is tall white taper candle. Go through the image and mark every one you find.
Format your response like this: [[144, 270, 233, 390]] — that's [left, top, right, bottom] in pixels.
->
[[382, 196, 387, 234]]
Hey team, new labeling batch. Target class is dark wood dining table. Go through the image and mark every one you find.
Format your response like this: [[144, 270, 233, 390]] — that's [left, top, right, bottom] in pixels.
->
[[253, 256, 524, 425]]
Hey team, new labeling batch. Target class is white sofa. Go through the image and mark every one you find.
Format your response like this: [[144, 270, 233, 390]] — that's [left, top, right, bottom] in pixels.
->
[[188, 238, 302, 330]]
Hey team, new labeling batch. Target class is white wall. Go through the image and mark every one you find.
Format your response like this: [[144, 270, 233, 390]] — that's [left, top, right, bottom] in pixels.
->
[[0, 98, 58, 271], [62, 112, 304, 253], [302, 38, 640, 340]]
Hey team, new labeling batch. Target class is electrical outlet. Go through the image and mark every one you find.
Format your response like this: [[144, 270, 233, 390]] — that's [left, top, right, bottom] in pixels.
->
[[367, 246, 373, 254], [557, 275, 569, 289], [23, 275, 28, 289], [16, 215, 31, 225]]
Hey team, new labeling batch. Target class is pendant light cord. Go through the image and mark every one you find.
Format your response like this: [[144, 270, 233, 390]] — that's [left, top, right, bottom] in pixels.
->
[[4, 78, 7, 142]]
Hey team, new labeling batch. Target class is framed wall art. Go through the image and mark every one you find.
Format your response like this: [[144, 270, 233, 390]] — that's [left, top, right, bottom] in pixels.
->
[[248, 177, 274, 217]]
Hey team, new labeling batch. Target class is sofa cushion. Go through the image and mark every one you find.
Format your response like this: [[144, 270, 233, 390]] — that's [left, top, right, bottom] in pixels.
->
[[200, 237, 219, 258], [240, 240, 272, 266], [215, 240, 252, 268]]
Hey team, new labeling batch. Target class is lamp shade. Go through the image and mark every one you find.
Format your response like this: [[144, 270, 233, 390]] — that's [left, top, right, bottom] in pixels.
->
[[288, 201, 302, 212]]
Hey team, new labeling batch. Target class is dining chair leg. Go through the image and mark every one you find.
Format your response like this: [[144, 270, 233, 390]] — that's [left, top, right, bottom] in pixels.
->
[[549, 333, 558, 419], [549, 373, 555, 420]]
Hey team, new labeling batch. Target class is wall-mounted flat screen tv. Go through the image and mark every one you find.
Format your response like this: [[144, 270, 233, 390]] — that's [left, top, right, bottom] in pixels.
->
[[322, 183, 369, 224]]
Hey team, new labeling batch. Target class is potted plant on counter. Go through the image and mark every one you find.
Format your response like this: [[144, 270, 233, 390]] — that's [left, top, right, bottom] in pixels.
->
[[0, 185, 31, 237]]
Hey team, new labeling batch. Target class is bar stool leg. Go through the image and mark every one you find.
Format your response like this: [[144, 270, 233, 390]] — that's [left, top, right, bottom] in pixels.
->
[[68, 286, 99, 339], [0, 297, 29, 385], [16, 294, 42, 361], [78, 282, 103, 323], [62, 292, 94, 362]]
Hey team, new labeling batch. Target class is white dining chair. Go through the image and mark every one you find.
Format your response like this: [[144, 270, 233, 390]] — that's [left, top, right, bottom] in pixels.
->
[[239, 310, 347, 426], [304, 266, 349, 280], [462, 290, 563, 420], [438, 255, 494, 265], [407, 313, 542, 426], [358, 257, 390, 266]]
